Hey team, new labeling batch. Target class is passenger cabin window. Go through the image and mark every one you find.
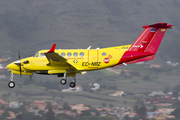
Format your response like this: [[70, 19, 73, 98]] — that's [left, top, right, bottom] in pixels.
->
[[61, 52, 65, 57], [40, 53, 45, 57], [80, 52, 84, 57], [73, 52, 78, 57], [67, 52, 72, 57], [102, 52, 107, 56]]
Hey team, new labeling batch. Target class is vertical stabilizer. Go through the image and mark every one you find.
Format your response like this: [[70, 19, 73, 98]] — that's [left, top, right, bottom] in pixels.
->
[[117, 23, 172, 66], [128, 23, 172, 54]]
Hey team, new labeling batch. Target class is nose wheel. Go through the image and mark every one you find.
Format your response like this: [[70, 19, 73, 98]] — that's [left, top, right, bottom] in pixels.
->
[[8, 81, 15, 88]]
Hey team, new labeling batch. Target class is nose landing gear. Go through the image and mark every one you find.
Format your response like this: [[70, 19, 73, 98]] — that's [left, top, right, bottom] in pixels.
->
[[8, 73, 15, 88]]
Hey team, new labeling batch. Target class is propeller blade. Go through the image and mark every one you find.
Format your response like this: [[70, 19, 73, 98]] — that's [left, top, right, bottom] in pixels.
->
[[30, 75, 32, 81], [18, 51, 22, 77]]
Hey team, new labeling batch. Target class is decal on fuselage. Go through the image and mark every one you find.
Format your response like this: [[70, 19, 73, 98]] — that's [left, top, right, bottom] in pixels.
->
[[82, 62, 101, 67], [122, 47, 129, 49]]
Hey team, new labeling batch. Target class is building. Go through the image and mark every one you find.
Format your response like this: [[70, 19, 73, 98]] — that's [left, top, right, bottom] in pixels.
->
[[109, 91, 125, 97], [62, 86, 83, 92], [146, 98, 159, 104], [70, 104, 89, 114], [149, 91, 165, 97], [9, 101, 22, 108], [159, 95, 172, 100], [91, 83, 100, 91], [30, 101, 46, 110]]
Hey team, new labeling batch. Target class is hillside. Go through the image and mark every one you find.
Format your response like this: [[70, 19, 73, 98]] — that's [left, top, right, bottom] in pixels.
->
[[1, 0, 180, 108], [0, 0, 179, 62]]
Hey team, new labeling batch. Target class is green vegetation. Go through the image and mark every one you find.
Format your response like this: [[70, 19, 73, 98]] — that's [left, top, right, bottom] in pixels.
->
[[1, 1, 180, 119]]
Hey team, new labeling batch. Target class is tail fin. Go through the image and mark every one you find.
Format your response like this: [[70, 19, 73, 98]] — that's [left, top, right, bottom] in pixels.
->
[[128, 23, 172, 54], [116, 23, 172, 66]]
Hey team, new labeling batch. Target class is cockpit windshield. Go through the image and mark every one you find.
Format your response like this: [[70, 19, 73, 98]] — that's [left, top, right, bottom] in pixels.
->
[[33, 52, 39, 57], [40, 53, 45, 57]]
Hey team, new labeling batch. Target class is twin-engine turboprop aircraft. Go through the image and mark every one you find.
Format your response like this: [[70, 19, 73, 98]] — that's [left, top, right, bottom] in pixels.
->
[[7, 23, 172, 88]]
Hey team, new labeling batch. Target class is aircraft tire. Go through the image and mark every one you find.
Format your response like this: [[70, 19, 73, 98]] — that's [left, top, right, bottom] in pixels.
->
[[8, 81, 15, 88], [70, 82, 76, 88], [60, 79, 67, 85]]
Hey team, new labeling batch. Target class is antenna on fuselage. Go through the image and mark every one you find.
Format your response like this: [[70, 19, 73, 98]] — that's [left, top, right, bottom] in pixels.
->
[[87, 46, 91, 49]]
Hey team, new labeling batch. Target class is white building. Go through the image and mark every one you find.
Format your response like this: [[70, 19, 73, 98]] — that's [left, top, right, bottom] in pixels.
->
[[62, 86, 83, 92], [109, 91, 125, 97], [91, 83, 100, 91]]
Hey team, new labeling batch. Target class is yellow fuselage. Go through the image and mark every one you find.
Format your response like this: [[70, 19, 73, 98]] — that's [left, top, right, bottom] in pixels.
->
[[7, 45, 131, 75]]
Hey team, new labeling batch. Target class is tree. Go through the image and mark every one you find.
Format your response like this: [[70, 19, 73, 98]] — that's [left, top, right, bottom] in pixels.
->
[[133, 105, 139, 113], [171, 108, 180, 118], [163, 87, 169, 94], [45, 107, 56, 120], [38, 110, 45, 117], [143, 75, 152, 81], [72, 109, 77, 113], [46, 102, 52, 109], [174, 84, 180, 92], [137, 105, 147, 119], [152, 106, 157, 112], [1, 110, 10, 118], [172, 91, 179, 97], [63, 102, 71, 110], [81, 109, 91, 116], [109, 104, 113, 108], [102, 103, 107, 108], [16, 113, 22, 120], [124, 115, 130, 120]]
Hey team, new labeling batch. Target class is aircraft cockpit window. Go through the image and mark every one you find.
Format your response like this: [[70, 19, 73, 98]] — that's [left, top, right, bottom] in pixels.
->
[[61, 52, 65, 57], [40, 53, 45, 57], [73, 52, 78, 57], [67, 52, 72, 57], [102, 52, 107, 56], [33, 52, 39, 57], [80, 52, 84, 57]]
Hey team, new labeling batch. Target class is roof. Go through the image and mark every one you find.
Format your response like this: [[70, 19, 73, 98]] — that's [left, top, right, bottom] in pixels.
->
[[0, 99, 8, 104]]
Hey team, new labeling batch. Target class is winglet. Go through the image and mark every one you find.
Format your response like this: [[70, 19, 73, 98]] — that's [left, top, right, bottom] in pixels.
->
[[47, 44, 56, 53]]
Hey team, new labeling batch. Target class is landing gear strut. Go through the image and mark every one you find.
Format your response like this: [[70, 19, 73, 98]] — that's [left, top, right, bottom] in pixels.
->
[[59, 73, 76, 88], [8, 73, 15, 88]]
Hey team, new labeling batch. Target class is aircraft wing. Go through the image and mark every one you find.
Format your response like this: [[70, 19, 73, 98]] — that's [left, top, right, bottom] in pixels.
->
[[44, 44, 79, 73]]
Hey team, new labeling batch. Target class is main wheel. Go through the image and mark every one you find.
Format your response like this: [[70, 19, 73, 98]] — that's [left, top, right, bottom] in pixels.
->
[[69, 82, 76, 88], [8, 81, 15, 88], [60, 79, 67, 85]]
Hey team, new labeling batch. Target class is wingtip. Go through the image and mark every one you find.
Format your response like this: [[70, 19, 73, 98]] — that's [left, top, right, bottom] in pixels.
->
[[47, 44, 56, 53]]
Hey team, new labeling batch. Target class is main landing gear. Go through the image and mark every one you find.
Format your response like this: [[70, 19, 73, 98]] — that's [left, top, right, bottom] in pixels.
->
[[8, 73, 15, 88], [60, 73, 76, 88]]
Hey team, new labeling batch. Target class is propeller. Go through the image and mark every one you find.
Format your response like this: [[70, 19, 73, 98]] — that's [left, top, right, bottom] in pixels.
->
[[30, 75, 32, 81], [18, 51, 22, 77]]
